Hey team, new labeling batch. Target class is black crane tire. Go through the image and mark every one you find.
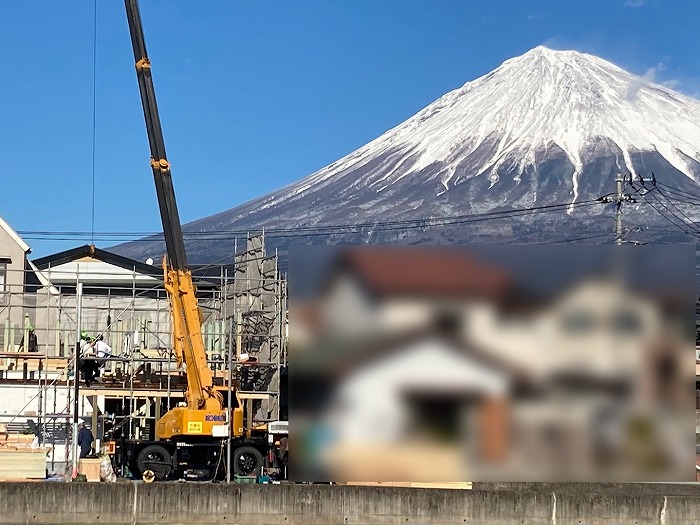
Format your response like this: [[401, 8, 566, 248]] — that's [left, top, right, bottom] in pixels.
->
[[136, 444, 172, 481], [233, 446, 264, 476]]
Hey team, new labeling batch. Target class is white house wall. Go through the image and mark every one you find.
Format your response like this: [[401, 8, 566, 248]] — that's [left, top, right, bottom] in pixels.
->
[[0, 225, 30, 348], [468, 279, 663, 380], [0, 383, 69, 422], [325, 337, 509, 445], [321, 274, 377, 337], [378, 298, 445, 333], [40, 260, 160, 286], [538, 280, 658, 377]]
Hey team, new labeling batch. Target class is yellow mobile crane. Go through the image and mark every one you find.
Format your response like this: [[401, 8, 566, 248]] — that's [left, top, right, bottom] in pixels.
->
[[121, 0, 268, 481]]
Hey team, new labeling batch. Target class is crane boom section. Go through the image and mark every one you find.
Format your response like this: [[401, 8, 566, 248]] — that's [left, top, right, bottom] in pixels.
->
[[163, 263, 220, 411], [124, 0, 187, 271], [124, 0, 222, 414]]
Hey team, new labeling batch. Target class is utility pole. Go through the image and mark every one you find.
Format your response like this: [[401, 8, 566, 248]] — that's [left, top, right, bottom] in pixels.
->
[[599, 173, 636, 245], [615, 174, 624, 246]]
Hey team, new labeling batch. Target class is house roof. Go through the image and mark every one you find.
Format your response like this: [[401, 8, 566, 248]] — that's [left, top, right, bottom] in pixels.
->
[[0, 215, 30, 254], [33, 244, 161, 276], [295, 326, 531, 384], [32, 244, 219, 290], [324, 246, 512, 299]]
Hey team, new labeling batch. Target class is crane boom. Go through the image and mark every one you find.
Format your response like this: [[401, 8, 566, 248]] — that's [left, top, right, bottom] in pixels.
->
[[114, 1, 264, 482], [124, 0, 221, 420]]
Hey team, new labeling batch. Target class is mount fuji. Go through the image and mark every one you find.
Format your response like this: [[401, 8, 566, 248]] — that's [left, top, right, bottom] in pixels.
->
[[113, 46, 700, 263]]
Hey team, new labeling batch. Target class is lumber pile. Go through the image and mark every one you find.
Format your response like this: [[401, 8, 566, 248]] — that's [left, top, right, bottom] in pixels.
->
[[0, 445, 48, 480], [0, 427, 48, 480], [2, 433, 34, 447]]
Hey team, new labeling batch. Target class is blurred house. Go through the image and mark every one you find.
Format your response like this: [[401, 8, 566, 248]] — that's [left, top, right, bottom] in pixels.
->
[[291, 246, 693, 481], [293, 327, 525, 482], [296, 247, 689, 394], [306, 245, 512, 340]]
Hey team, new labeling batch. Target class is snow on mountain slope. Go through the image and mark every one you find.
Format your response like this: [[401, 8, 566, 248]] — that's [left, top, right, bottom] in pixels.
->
[[112, 46, 700, 262], [268, 46, 700, 210]]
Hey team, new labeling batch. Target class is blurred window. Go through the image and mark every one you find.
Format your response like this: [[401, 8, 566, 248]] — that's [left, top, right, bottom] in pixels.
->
[[611, 309, 642, 335], [562, 310, 595, 334]]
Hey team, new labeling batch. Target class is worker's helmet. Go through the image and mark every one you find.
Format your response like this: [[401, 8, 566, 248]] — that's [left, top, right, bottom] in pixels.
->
[[142, 470, 155, 483], [78, 419, 85, 426], [80, 331, 88, 339]]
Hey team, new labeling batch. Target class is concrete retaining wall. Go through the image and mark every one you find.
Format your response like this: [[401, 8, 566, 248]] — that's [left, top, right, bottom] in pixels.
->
[[0, 482, 699, 525], [472, 481, 700, 496]]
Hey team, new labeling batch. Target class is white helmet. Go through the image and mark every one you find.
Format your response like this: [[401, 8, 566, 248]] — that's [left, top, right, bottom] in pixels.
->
[[78, 419, 85, 426]]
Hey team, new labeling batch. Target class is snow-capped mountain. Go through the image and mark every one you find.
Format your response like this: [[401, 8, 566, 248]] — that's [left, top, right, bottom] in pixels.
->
[[114, 46, 700, 262]]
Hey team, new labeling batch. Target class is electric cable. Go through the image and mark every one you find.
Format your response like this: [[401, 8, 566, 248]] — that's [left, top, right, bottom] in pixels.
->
[[17, 199, 603, 243], [90, 0, 98, 246]]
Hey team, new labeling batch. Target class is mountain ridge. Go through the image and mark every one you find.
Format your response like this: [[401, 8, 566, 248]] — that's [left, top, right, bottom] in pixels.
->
[[111, 46, 700, 263]]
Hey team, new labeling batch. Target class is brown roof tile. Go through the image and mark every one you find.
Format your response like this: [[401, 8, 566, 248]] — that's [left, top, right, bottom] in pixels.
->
[[337, 246, 511, 299]]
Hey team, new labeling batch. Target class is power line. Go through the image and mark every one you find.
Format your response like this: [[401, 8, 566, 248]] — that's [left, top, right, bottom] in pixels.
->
[[635, 191, 689, 234], [18, 199, 602, 243], [653, 180, 700, 202], [628, 183, 700, 239], [529, 232, 615, 245], [653, 188, 700, 235], [90, 0, 98, 246], [645, 189, 700, 237]]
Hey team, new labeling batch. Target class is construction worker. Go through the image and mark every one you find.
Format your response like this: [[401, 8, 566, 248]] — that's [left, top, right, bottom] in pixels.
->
[[80, 336, 100, 387], [94, 335, 112, 361], [79, 331, 90, 354], [93, 335, 112, 379], [77, 419, 94, 458]]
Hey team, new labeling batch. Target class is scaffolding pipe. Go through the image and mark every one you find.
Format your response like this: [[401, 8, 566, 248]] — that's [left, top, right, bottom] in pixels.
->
[[226, 314, 233, 483], [71, 280, 83, 479], [129, 266, 135, 438]]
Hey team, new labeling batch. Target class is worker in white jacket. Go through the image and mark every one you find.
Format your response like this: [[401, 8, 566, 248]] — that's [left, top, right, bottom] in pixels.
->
[[81, 334, 111, 384], [94, 335, 112, 360], [96, 335, 113, 380]]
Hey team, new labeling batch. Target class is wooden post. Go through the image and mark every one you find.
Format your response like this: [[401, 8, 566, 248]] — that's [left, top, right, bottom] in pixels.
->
[[91, 396, 99, 454], [246, 398, 253, 438], [53, 319, 60, 359], [235, 311, 242, 361], [479, 397, 508, 463]]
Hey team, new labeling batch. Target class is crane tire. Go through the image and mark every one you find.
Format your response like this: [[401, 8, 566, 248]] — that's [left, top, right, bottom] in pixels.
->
[[136, 444, 172, 481], [233, 446, 264, 476]]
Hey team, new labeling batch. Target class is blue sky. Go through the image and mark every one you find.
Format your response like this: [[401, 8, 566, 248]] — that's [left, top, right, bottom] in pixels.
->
[[1, 0, 698, 257]]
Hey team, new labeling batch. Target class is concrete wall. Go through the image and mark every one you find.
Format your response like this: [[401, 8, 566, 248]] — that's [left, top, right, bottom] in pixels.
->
[[472, 481, 700, 496], [1, 482, 700, 525]]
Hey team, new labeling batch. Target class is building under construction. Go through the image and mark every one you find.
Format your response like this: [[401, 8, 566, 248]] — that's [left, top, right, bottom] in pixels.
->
[[0, 227, 287, 478]]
